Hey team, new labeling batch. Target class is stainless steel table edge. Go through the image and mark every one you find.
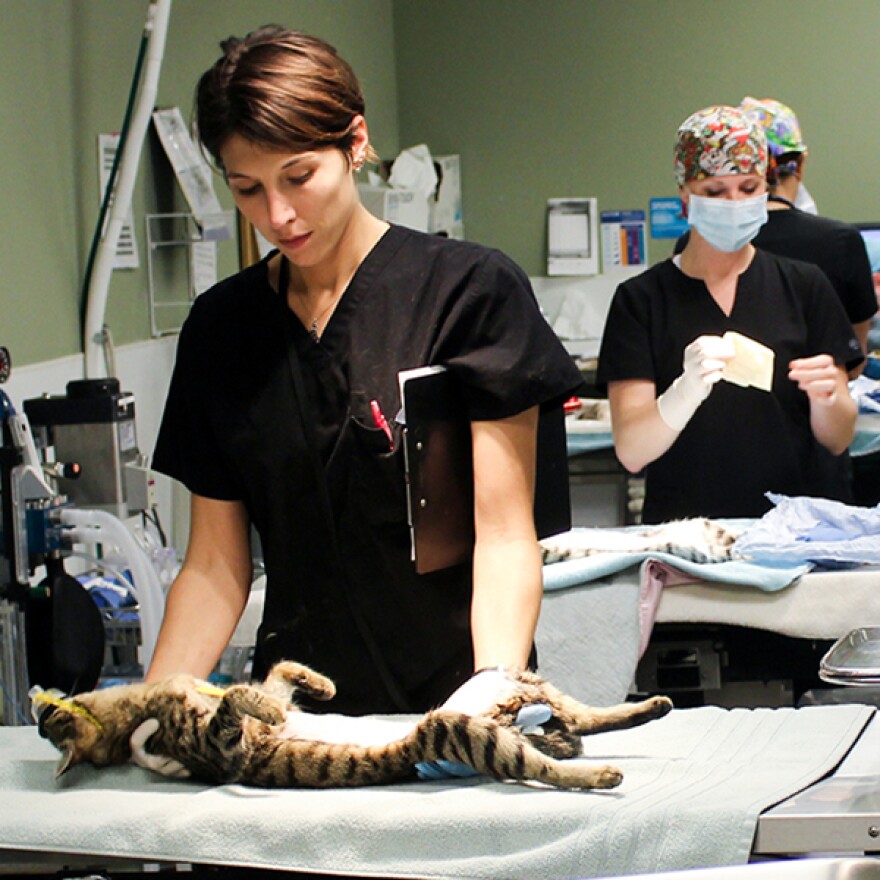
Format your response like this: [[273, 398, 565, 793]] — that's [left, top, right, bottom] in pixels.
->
[[755, 714, 880, 856]]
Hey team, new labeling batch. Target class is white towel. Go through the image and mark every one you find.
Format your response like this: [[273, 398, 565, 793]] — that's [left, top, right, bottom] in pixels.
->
[[0, 704, 871, 879]]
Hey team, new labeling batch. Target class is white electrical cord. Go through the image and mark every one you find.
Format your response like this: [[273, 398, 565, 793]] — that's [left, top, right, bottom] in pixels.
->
[[60, 508, 165, 672], [83, 0, 172, 378]]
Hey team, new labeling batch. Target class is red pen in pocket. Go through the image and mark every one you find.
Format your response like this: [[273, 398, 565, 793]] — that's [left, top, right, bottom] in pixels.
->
[[370, 399, 394, 451]]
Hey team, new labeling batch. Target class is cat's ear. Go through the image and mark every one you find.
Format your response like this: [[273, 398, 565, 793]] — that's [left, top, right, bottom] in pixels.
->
[[54, 748, 78, 778]]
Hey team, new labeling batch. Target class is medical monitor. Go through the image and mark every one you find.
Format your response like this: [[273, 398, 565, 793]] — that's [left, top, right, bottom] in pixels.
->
[[855, 223, 880, 272]]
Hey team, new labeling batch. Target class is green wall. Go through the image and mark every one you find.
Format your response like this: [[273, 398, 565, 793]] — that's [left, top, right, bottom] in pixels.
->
[[5, 0, 880, 367], [1, 0, 398, 367], [393, 0, 880, 274]]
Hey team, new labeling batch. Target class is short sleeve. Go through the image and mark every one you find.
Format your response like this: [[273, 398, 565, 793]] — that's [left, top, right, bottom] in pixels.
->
[[799, 261, 865, 370], [597, 275, 657, 386], [152, 299, 245, 500], [433, 250, 582, 420], [841, 228, 879, 325]]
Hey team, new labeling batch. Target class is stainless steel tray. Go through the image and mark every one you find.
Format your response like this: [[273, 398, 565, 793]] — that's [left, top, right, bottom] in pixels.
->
[[820, 626, 880, 685]]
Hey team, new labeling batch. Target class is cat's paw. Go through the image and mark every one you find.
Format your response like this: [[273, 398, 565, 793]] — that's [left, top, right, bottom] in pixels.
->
[[593, 765, 624, 789], [557, 761, 624, 790], [266, 661, 336, 702], [645, 695, 674, 719]]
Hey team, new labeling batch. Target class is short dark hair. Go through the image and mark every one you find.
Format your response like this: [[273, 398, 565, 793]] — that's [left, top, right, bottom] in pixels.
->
[[195, 25, 374, 170]]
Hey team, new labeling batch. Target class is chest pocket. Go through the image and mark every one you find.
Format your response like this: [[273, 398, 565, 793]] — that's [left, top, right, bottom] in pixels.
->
[[338, 415, 408, 527]]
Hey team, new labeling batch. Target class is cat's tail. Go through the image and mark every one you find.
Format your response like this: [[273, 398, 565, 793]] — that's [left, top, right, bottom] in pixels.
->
[[408, 710, 623, 790]]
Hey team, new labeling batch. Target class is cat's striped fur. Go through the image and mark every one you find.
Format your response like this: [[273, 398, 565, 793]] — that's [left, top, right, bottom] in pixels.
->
[[36, 661, 672, 791], [540, 517, 742, 566]]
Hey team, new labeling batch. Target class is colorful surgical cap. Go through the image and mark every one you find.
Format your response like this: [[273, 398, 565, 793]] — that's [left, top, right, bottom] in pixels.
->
[[739, 96, 807, 157], [674, 105, 768, 186]]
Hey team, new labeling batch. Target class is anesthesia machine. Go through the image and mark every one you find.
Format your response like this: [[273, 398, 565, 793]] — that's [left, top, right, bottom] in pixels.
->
[[0, 346, 165, 726]]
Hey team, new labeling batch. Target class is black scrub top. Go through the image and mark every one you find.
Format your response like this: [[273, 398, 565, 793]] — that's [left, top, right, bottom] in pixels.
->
[[597, 250, 863, 523], [676, 209, 878, 326], [153, 224, 582, 714]]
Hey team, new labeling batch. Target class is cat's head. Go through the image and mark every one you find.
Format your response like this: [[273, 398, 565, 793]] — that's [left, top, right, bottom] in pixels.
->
[[31, 687, 131, 777]]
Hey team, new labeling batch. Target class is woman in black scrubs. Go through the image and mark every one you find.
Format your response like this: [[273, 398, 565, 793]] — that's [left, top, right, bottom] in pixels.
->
[[144, 26, 581, 719], [598, 105, 860, 523]]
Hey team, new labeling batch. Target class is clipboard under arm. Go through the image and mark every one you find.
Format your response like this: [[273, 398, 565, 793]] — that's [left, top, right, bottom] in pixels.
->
[[399, 367, 571, 575]]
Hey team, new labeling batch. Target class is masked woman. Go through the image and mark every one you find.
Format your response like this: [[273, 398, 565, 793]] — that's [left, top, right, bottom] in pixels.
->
[[598, 105, 861, 524], [145, 25, 582, 717]]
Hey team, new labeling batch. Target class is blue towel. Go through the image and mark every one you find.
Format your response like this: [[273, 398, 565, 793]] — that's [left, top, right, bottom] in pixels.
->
[[734, 494, 880, 567], [543, 550, 807, 594]]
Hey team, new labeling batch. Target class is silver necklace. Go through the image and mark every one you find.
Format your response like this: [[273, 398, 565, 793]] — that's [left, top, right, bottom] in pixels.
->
[[307, 294, 343, 342], [279, 256, 345, 343]]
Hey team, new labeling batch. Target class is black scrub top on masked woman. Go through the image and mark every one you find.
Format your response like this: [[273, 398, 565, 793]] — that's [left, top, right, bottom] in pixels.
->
[[153, 224, 583, 715], [598, 249, 863, 524]]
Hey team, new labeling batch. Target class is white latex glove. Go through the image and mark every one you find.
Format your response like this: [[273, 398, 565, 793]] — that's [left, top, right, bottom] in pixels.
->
[[440, 667, 519, 715], [657, 335, 735, 431], [129, 718, 190, 778]]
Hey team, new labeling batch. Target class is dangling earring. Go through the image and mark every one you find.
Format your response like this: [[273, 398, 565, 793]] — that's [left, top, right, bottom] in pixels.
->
[[353, 155, 365, 172]]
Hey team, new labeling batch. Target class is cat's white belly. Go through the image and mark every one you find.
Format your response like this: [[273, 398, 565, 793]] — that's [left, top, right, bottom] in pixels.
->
[[279, 712, 414, 746]]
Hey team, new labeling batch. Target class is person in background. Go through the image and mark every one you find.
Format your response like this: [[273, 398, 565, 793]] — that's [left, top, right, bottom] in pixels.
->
[[854, 236, 880, 508], [736, 97, 879, 502], [599, 105, 862, 524], [737, 97, 877, 373], [141, 25, 582, 733], [863, 236, 880, 354]]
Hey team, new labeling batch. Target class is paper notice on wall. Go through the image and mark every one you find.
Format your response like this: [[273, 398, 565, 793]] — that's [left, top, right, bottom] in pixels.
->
[[600, 210, 647, 269], [547, 198, 599, 276], [98, 133, 140, 269], [152, 107, 232, 241], [190, 240, 218, 295]]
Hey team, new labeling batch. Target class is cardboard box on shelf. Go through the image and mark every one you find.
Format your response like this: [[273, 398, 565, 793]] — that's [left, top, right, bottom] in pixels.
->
[[429, 154, 464, 240], [358, 184, 430, 233]]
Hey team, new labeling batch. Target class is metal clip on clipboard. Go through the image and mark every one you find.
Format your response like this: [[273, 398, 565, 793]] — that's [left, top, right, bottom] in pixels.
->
[[398, 366, 572, 575]]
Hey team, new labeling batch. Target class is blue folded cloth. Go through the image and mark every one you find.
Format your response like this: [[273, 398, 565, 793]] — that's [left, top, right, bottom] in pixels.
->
[[734, 494, 880, 567], [850, 374, 880, 413]]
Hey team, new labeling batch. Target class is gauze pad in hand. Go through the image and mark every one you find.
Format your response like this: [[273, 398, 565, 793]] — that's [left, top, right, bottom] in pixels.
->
[[721, 331, 774, 392]]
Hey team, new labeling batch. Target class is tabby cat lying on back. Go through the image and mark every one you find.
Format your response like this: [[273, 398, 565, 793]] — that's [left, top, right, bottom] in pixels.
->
[[540, 517, 742, 566], [34, 661, 672, 791]]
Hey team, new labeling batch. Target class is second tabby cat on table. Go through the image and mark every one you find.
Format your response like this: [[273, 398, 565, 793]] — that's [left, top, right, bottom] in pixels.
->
[[540, 517, 743, 565], [33, 661, 672, 791]]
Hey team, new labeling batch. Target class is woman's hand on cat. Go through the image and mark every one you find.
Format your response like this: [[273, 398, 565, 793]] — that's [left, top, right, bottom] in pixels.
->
[[415, 669, 518, 781], [129, 718, 191, 778], [440, 667, 519, 715]]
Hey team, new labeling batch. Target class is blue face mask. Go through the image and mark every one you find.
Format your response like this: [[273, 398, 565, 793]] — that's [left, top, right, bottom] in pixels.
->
[[687, 193, 769, 252]]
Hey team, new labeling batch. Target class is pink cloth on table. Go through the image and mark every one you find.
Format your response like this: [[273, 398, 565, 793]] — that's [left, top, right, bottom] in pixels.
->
[[638, 559, 702, 657]]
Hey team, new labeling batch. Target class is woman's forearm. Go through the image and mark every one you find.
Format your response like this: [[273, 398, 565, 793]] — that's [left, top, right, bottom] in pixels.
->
[[810, 386, 857, 454], [146, 494, 253, 682], [609, 380, 680, 473], [146, 567, 248, 681], [470, 535, 542, 670]]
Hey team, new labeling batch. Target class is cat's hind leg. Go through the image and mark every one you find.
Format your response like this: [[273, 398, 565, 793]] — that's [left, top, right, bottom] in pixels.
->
[[261, 661, 336, 704], [487, 672, 672, 742], [221, 685, 287, 724], [412, 711, 624, 791], [552, 692, 673, 736]]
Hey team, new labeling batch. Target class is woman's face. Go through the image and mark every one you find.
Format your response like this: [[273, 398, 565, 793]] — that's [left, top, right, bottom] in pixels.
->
[[681, 173, 766, 208], [220, 131, 361, 271]]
